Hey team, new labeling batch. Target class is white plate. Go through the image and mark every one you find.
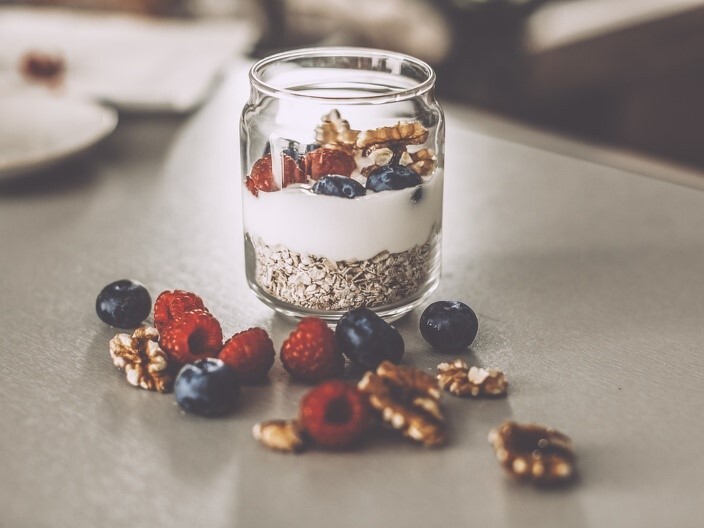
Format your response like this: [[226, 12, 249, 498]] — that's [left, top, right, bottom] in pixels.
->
[[0, 94, 118, 180]]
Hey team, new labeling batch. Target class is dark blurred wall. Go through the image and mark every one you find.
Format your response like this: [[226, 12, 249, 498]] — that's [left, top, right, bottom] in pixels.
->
[[254, 0, 704, 169]]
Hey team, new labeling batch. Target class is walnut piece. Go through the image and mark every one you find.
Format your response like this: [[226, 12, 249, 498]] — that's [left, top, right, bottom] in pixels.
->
[[488, 421, 576, 485], [356, 121, 429, 149], [315, 109, 359, 151], [358, 361, 446, 447], [360, 145, 417, 177], [109, 326, 172, 393], [364, 145, 395, 166], [437, 359, 508, 398], [253, 420, 307, 453], [407, 148, 437, 176]]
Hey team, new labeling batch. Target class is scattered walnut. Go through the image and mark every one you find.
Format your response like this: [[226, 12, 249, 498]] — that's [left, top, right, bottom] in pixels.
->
[[315, 109, 359, 152], [356, 121, 429, 149], [253, 419, 307, 453], [437, 359, 508, 398], [19, 51, 65, 86], [109, 326, 172, 393], [358, 361, 446, 447], [488, 421, 576, 485]]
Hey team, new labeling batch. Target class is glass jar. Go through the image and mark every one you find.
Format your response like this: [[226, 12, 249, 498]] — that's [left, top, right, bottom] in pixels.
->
[[240, 47, 444, 321]]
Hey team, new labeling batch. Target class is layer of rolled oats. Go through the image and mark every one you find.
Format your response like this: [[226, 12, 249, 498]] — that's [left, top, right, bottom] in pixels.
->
[[248, 228, 439, 311]]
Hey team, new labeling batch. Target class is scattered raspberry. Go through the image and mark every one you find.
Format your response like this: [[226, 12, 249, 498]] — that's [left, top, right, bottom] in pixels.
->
[[280, 317, 344, 383], [159, 310, 223, 364], [153, 290, 208, 333], [299, 381, 369, 448], [219, 328, 276, 383], [305, 148, 356, 180]]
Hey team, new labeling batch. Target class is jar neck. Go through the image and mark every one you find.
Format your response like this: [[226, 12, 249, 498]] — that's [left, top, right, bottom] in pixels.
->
[[249, 47, 436, 105]]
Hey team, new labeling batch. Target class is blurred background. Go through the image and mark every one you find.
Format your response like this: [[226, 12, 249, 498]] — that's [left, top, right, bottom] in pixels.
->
[[2, 0, 704, 168]]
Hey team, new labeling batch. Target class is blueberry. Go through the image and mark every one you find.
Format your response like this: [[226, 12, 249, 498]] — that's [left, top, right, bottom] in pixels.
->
[[312, 175, 366, 199], [420, 301, 478, 352], [96, 279, 151, 328], [174, 359, 240, 417], [411, 186, 423, 204], [366, 165, 422, 192], [305, 143, 320, 153], [336, 308, 404, 369]]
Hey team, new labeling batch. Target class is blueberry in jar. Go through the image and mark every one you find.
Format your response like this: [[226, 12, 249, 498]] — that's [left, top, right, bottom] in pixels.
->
[[336, 307, 404, 369], [96, 279, 151, 328], [312, 175, 366, 199], [174, 359, 240, 417], [366, 164, 422, 192], [420, 301, 478, 352]]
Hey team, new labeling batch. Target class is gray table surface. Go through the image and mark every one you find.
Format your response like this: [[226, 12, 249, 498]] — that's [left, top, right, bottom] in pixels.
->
[[2, 68, 704, 528]]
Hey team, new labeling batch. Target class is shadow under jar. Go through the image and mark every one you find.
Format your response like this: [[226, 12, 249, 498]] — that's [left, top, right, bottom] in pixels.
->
[[241, 47, 445, 322]]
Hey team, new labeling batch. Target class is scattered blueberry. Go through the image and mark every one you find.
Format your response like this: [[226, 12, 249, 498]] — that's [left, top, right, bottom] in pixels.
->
[[420, 301, 478, 352], [411, 186, 423, 204], [96, 279, 151, 328], [305, 143, 321, 153], [312, 175, 366, 199], [336, 307, 404, 369], [366, 165, 422, 192], [174, 359, 240, 417]]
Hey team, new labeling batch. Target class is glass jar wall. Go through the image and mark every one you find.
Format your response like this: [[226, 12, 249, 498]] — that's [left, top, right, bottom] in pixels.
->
[[240, 47, 445, 321]]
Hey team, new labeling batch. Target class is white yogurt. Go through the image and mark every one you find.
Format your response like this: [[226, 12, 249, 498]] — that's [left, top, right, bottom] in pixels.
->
[[242, 170, 443, 261]]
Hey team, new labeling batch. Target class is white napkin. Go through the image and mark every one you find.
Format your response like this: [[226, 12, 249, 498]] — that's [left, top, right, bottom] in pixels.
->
[[0, 7, 258, 113]]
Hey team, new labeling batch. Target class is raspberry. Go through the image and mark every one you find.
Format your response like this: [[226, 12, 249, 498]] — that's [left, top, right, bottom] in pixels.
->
[[299, 381, 369, 448], [153, 290, 208, 333], [245, 176, 259, 197], [283, 154, 306, 186], [247, 154, 278, 195], [219, 328, 275, 383], [280, 317, 344, 383], [305, 148, 356, 180], [160, 310, 223, 364], [246, 153, 306, 196]]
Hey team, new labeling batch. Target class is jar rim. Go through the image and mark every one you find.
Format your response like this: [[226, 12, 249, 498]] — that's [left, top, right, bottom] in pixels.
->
[[249, 47, 436, 104]]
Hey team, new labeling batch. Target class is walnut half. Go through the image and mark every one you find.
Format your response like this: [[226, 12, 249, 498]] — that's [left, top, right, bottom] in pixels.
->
[[488, 421, 576, 485], [356, 121, 429, 149], [315, 109, 359, 152], [109, 326, 172, 393], [358, 361, 446, 447]]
